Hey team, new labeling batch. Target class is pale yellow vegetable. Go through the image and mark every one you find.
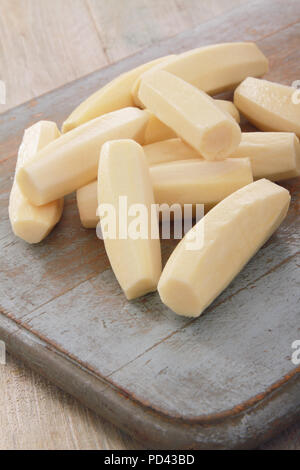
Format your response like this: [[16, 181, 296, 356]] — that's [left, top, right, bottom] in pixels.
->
[[150, 158, 253, 207], [143, 100, 239, 145], [17, 108, 149, 206], [98, 139, 162, 300], [132, 42, 268, 105], [76, 180, 98, 228], [9, 121, 63, 244], [77, 180, 99, 229], [144, 138, 199, 166], [234, 77, 300, 136], [216, 100, 240, 123], [138, 70, 241, 160], [62, 55, 174, 133], [143, 111, 177, 145], [145, 133, 300, 181], [158, 179, 290, 317], [230, 132, 300, 181]]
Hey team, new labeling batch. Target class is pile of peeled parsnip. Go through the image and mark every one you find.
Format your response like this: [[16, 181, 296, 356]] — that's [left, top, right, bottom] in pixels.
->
[[9, 42, 300, 317]]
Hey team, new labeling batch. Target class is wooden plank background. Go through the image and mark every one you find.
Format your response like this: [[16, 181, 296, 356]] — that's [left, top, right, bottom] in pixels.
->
[[0, 0, 299, 450]]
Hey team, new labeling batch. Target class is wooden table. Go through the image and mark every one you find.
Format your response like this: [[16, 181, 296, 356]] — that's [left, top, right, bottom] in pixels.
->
[[0, 0, 299, 450]]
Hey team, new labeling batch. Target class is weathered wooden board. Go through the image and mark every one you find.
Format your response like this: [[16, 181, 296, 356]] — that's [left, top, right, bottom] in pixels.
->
[[0, 0, 299, 449]]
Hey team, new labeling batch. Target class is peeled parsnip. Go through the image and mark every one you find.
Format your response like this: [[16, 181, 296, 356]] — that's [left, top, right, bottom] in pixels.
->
[[230, 132, 300, 181], [150, 158, 253, 207], [62, 55, 174, 133], [138, 70, 241, 160], [143, 112, 177, 145], [234, 77, 300, 136], [77, 180, 99, 229], [158, 180, 290, 317], [216, 100, 240, 123], [132, 42, 268, 106], [17, 108, 149, 205], [98, 139, 162, 300], [143, 100, 240, 145], [144, 138, 200, 166], [145, 133, 300, 181], [9, 121, 64, 244]]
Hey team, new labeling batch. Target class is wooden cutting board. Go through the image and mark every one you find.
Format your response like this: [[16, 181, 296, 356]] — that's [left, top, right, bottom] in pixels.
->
[[0, 0, 299, 449]]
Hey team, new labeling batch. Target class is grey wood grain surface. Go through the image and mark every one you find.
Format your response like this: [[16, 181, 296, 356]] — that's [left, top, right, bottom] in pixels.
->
[[0, 0, 300, 450]]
